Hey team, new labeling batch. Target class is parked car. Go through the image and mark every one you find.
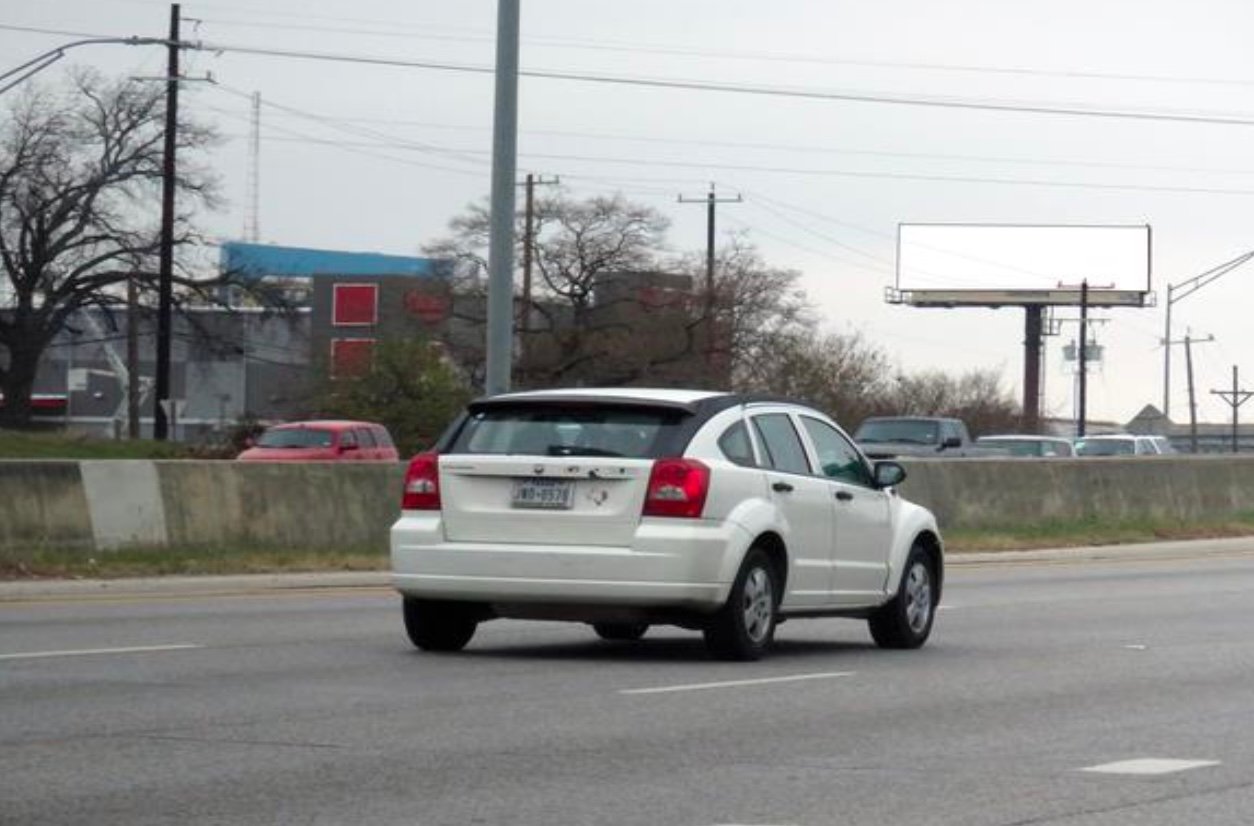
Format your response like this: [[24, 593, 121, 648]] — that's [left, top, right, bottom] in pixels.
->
[[237, 420, 399, 462], [853, 415, 1004, 458], [975, 434, 1075, 457], [1074, 434, 1169, 457], [391, 388, 943, 660]]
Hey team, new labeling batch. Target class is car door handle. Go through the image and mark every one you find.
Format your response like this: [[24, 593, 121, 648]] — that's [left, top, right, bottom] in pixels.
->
[[771, 481, 794, 493], [835, 491, 854, 502]]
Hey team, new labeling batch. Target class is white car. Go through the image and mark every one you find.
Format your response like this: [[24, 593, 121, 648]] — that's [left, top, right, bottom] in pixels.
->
[[390, 388, 943, 660], [1074, 434, 1174, 456]]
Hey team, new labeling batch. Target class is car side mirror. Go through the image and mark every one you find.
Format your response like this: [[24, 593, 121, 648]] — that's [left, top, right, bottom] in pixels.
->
[[940, 436, 962, 449], [873, 460, 907, 488]]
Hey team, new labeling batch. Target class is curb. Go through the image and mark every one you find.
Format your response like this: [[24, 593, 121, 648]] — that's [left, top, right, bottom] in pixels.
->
[[4, 537, 1254, 602]]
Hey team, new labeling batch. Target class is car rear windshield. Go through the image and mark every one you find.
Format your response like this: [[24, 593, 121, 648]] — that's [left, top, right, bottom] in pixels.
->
[[1075, 438, 1134, 456], [448, 405, 685, 458], [257, 427, 335, 448], [855, 419, 940, 445], [977, 438, 1040, 456]]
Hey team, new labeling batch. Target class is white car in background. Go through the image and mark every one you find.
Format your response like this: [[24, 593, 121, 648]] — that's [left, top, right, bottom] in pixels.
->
[[1075, 434, 1175, 456], [391, 388, 943, 660]]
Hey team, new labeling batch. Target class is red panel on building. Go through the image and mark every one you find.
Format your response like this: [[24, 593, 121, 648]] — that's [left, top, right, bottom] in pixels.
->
[[333, 283, 378, 326], [331, 338, 375, 377]]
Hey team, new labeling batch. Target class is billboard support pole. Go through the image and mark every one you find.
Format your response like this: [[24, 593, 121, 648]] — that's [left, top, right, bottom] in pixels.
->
[[1023, 306, 1042, 433]]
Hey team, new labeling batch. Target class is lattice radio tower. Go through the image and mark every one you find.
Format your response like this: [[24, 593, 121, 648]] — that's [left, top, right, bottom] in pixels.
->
[[243, 91, 261, 242]]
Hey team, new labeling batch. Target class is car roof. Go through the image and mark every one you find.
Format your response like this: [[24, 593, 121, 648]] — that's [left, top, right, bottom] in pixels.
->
[[978, 434, 1069, 442], [269, 420, 383, 431], [861, 416, 960, 423], [485, 387, 730, 405], [1077, 434, 1138, 440]]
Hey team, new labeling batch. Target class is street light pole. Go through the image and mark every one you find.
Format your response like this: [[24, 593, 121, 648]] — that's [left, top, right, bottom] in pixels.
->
[[1161, 251, 1254, 419], [484, 0, 520, 397], [0, 37, 165, 96]]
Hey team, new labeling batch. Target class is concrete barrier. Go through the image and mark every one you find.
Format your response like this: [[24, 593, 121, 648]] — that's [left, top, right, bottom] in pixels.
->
[[0, 461, 94, 550], [3, 456, 1254, 555], [897, 455, 1254, 530]]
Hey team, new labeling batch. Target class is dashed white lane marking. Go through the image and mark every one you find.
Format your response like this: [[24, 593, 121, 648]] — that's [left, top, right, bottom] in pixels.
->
[[1081, 758, 1221, 776], [0, 644, 203, 661], [621, 671, 854, 695]]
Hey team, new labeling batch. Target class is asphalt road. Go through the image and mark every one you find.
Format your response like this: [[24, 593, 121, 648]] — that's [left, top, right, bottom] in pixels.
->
[[4, 547, 1254, 825]]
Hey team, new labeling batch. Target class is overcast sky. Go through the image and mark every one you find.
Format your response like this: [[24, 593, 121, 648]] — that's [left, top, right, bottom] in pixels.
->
[[4, 0, 1254, 425]]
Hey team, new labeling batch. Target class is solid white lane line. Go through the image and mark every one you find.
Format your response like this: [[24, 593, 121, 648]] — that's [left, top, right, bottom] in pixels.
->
[[0, 644, 203, 661], [621, 671, 854, 695], [1081, 758, 1221, 776]]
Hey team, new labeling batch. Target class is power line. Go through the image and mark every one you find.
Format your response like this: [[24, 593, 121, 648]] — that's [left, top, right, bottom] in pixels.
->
[[186, 40, 1254, 128], [210, 83, 489, 168], [8, 23, 1254, 128], [216, 108, 1254, 179], [185, 15, 1254, 90]]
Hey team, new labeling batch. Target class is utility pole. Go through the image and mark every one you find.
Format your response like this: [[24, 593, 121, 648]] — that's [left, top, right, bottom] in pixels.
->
[[127, 278, 140, 438], [678, 183, 741, 373], [1210, 365, 1254, 454], [1165, 330, 1214, 452], [153, 2, 179, 440], [517, 173, 559, 334], [1077, 280, 1089, 438], [484, 0, 520, 397]]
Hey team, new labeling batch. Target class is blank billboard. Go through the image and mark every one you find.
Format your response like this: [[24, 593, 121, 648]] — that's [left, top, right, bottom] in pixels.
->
[[897, 224, 1151, 294]]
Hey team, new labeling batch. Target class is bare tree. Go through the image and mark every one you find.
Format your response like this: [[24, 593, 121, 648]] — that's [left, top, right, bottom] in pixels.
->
[[735, 327, 894, 424], [426, 190, 688, 386], [878, 368, 1022, 435], [677, 231, 813, 387], [0, 69, 219, 426]]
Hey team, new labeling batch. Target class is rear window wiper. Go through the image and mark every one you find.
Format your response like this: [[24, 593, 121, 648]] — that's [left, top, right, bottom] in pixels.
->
[[546, 445, 624, 457]]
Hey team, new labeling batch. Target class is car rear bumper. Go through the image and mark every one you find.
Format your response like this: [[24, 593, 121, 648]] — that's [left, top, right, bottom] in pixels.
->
[[390, 512, 746, 609]]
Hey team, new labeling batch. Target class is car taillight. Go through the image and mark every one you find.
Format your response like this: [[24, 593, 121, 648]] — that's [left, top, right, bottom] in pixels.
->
[[401, 452, 441, 510], [642, 458, 709, 518]]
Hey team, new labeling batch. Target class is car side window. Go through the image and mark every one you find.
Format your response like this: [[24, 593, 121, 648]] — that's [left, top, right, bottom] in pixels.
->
[[750, 414, 811, 475], [800, 416, 875, 487], [718, 420, 758, 467], [340, 430, 357, 448], [1135, 438, 1155, 455], [374, 427, 395, 448], [356, 427, 377, 448]]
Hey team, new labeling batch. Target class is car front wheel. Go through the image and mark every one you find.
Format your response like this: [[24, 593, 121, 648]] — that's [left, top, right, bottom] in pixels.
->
[[704, 548, 778, 661], [402, 597, 479, 652], [868, 544, 937, 649]]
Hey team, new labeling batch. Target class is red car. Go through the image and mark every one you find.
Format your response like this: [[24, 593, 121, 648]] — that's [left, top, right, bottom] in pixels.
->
[[237, 420, 399, 462]]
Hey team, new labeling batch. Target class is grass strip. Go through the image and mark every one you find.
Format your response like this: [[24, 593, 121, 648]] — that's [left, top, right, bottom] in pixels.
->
[[945, 512, 1254, 552], [5, 516, 1254, 580], [0, 544, 387, 580]]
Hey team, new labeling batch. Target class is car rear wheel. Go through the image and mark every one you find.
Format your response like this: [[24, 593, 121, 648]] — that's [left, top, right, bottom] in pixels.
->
[[402, 597, 479, 652], [592, 622, 649, 642], [868, 543, 937, 649], [703, 548, 778, 661]]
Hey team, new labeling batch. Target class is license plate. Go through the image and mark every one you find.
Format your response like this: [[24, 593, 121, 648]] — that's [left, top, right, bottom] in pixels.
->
[[511, 478, 574, 510]]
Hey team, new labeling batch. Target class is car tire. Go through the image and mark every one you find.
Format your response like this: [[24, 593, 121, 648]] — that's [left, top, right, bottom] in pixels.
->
[[703, 548, 778, 661], [868, 543, 937, 649], [402, 597, 479, 652], [592, 622, 649, 642]]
